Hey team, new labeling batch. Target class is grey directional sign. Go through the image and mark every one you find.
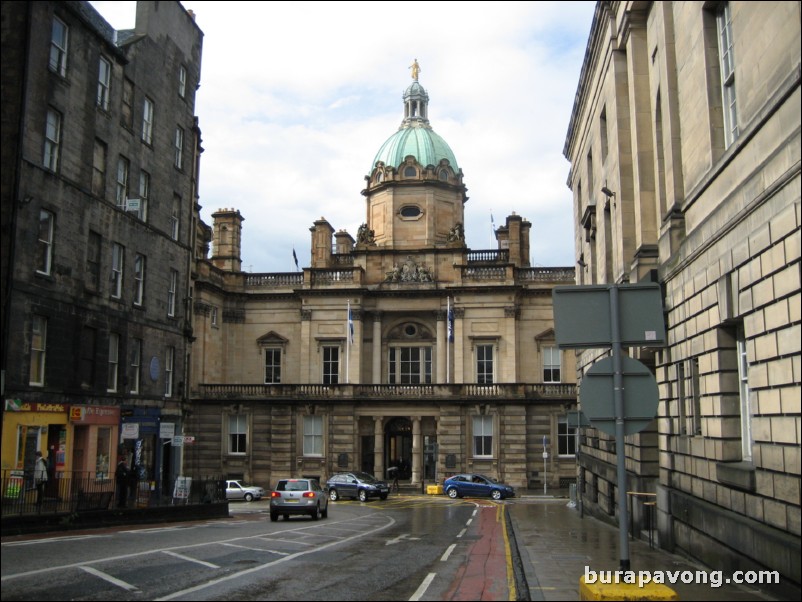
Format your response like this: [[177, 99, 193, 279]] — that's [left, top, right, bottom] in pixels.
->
[[552, 284, 666, 348], [579, 356, 659, 436]]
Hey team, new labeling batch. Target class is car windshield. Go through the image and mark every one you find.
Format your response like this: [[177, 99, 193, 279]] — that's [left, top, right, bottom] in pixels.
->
[[352, 472, 378, 483]]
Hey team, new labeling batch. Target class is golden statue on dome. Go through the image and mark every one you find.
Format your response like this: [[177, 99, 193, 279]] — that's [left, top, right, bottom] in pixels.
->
[[409, 58, 420, 81]]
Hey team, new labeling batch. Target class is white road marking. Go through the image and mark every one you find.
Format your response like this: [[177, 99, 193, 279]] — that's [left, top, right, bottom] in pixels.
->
[[80, 566, 139, 592], [221, 543, 289, 555], [155, 516, 395, 600], [2, 534, 107, 546], [161, 550, 220, 568], [440, 543, 456, 562], [456, 528, 467, 538], [409, 572, 436, 601]]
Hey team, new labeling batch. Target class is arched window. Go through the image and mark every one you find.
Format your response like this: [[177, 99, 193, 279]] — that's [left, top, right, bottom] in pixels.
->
[[404, 166, 417, 178]]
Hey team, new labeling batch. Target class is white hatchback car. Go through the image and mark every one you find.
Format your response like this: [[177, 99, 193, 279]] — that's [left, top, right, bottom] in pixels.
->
[[225, 479, 265, 502]]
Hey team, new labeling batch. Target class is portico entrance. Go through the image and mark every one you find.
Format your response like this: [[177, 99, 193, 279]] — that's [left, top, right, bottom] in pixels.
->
[[385, 417, 412, 480]]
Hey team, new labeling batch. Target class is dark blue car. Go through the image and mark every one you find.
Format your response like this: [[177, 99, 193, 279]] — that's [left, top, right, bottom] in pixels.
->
[[443, 473, 515, 500]]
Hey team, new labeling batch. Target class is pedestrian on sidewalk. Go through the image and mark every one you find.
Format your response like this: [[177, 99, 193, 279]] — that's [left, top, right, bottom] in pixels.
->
[[116, 458, 130, 508], [34, 451, 48, 508]]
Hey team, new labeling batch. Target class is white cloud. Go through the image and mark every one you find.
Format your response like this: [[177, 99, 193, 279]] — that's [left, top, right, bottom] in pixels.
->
[[91, 1, 595, 272]]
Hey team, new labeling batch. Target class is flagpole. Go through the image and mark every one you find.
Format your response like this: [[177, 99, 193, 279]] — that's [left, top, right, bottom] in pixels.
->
[[346, 301, 350, 384], [447, 297, 451, 384]]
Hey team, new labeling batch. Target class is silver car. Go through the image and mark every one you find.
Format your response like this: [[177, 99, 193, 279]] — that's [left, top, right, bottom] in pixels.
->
[[225, 479, 265, 502], [270, 478, 329, 521]]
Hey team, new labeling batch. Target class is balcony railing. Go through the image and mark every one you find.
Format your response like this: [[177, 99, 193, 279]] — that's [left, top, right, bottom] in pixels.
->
[[245, 272, 303, 287], [196, 382, 576, 401], [467, 249, 509, 263]]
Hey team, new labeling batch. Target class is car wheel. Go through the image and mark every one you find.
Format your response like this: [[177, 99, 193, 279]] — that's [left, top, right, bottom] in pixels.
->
[[311, 505, 320, 520], [270, 512, 278, 522], [447, 487, 459, 499], [491, 489, 502, 501], [358, 489, 368, 502], [329, 488, 339, 502], [380, 493, 388, 500], [244, 493, 254, 502]]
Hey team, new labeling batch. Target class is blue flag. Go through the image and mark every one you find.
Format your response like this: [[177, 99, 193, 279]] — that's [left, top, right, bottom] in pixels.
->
[[348, 303, 354, 344], [447, 305, 454, 342]]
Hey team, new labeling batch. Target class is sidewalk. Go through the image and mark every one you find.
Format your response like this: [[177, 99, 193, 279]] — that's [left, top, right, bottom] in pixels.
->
[[509, 497, 782, 601]]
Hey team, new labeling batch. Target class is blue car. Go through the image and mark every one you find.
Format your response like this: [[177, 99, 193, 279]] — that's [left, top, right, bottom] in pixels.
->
[[443, 473, 515, 500]]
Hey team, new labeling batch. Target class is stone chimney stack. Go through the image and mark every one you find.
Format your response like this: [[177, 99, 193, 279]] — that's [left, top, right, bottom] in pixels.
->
[[310, 217, 335, 268], [335, 229, 355, 255], [496, 213, 531, 267], [211, 208, 244, 272]]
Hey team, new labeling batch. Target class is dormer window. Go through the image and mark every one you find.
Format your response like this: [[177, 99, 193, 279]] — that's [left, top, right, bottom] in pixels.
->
[[404, 166, 417, 178], [439, 169, 449, 181]]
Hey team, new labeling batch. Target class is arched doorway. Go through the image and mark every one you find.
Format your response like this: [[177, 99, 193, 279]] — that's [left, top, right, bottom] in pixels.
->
[[385, 417, 412, 479]]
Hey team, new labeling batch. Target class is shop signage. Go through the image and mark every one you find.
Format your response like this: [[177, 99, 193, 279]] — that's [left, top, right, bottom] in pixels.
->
[[4, 400, 67, 412], [121, 423, 140, 439]]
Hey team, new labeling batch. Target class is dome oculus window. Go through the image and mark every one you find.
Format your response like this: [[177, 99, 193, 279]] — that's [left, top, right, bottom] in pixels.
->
[[400, 205, 422, 219]]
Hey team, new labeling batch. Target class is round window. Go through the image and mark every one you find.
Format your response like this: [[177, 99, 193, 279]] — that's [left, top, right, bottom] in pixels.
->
[[404, 324, 417, 337], [400, 206, 421, 218]]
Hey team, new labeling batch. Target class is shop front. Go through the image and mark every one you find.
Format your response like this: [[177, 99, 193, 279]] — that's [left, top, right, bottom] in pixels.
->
[[2, 400, 68, 503], [120, 407, 164, 506]]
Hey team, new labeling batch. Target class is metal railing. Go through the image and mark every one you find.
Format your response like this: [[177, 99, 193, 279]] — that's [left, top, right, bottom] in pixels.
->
[[1, 470, 225, 517]]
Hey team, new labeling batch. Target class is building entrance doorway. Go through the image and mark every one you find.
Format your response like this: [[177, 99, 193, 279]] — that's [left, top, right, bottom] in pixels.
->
[[385, 417, 412, 479]]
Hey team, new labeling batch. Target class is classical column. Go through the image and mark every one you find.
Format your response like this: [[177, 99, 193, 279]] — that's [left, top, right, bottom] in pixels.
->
[[504, 306, 519, 382], [373, 417, 384, 479], [453, 307, 465, 383], [301, 308, 312, 382], [436, 310, 446, 383], [372, 312, 382, 384], [349, 308, 363, 384], [412, 416, 422, 485]]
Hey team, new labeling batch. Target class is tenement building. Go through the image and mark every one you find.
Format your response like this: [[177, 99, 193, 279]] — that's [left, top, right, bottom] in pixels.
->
[[1, 1, 203, 500], [188, 71, 578, 491], [563, 1, 800, 595]]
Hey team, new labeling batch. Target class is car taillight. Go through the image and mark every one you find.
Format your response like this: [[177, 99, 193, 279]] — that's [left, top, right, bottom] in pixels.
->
[[302, 492, 315, 498], [271, 491, 281, 498]]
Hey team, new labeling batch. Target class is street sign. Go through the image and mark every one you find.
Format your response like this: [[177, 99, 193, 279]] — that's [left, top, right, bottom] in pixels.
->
[[567, 410, 591, 428], [580, 356, 659, 436], [553, 284, 666, 348]]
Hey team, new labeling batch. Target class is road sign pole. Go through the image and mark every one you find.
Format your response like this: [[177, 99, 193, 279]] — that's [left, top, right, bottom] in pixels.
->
[[610, 285, 630, 571]]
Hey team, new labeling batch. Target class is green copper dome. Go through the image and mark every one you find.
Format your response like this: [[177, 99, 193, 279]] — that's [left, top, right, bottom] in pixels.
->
[[372, 126, 458, 172], [370, 74, 458, 172]]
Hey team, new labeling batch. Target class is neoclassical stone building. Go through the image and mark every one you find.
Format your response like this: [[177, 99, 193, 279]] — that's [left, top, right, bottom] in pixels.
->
[[187, 73, 578, 492], [564, 1, 800, 595]]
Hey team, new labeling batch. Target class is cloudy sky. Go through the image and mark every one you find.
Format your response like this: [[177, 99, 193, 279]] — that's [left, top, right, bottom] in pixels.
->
[[91, 1, 595, 273]]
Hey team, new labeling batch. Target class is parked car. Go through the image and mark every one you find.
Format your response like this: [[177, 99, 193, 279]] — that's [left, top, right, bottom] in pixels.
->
[[225, 480, 265, 502], [270, 478, 329, 521], [443, 473, 515, 500], [326, 471, 390, 502]]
